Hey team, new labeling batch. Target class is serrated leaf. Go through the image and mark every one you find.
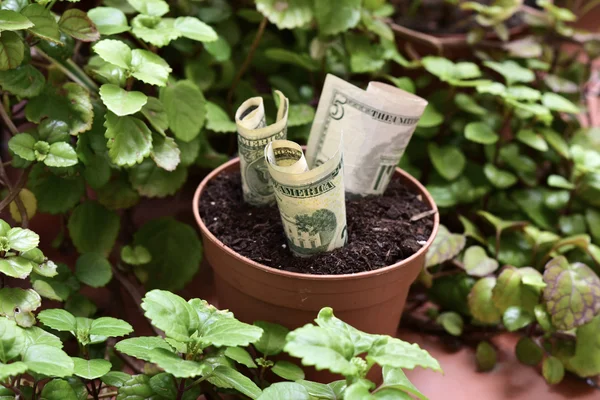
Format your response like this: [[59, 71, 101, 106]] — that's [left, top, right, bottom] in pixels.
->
[[315, 307, 379, 355], [0, 31, 23, 71], [104, 112, 153, 166], [425, 225, 466, 268], [28, 164, 85, 214], [368, 337, 442, 372], [272, 360, 305, 381], [141, 97, 168, 133], [58, 9, 100, 42], [45, 142, 78, 167], [100, 84, 148, 117], [0, 317, 25, 363], [101, 371, 132, 388], [97, 177, 140, 210], [542, 92, 580, 114], [88, 7, 129, 35], [26, 83, 93, 136], [0, 257, 33, 279], [205, 101, 236, 133], [314, 0, 360, 35], [484, 60, 534, 85], [72, 357, 111, 380], [468, 277, 501, 324], [75, 253, 112, 288], [22, 344, 74, 377], [207, 365, 262, 398], [127, 0, 169, 17], [160, 80, 205, 141], [0, 361, 27, 381], [38, 309, 77, 332], [68, 201, 120, 254], [0, 64, 45, 97], [115, 336, 173, 362], [93, 39, 131, 69], [428, 143, 466, 180], [543, 257, 600, 330], [381, 366, 427, 400], [130, 49, 171, 86], [148, 373, 177, 399], [253, 321, 289, 356], [129, 158, 187, 197], [21, 4, 60, 43], [131, 15, 180, 47], [120, 245, 151, 265], [149, 348, 208, 378], [464, 122, 499, 144], [257, 382, 309, 400], [225, 347, 257, 368], [8, 133, 36, 160], [0, 288, 41, 327], [141, 290, 198, 341], [0, 10, 33, 31], [117, 375, 157, 400], [255, 0, 313, 29], [174, 16, 217, 42], [90, 317, 132, 337], [150, 133, 180, 171], [6, 227, 39, 252]]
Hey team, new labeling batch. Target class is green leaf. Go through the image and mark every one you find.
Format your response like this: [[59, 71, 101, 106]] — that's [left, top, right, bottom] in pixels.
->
[[484, 60, 534, 85], [464, 122, 499, 144], [541, 128, 570, 158], [82, 155, 111, 190], [368, 337, 442, 372], [493, 267, 539, 314], [379, 366, 426, 399], [0, 10, 33, 31], [22, 344, 74, 377], [568, 315, 600, 377], [586, 209, 600, 243], [68, 201, 120, 255], [436, 311, 463, 336], [21, 4, 60, 43], [93, 39, 131, 69], [45, 142, 78, 167], [149, 373, 177, 399], [148, 348, 208, 378], [120, 245, 151, 265], [39, 379, 79, 400], [104, 112, 153, 166], [516, 129, 548, 151], [174, 16, 217, 42], [204, 36, 231, 62], [0, 64, 45, 97], [115, 336, 173, 362], [131, 15, 180, 47], [8, 133, 36, 160], [314, 0, 360, 35], [468, 277, 501, 324], [295, 380, 342, 399], [255, 0, 313, 29], [264, 48, 319, 72], [225, 347, 257, 368], [100, 84, 148, 117], [141, 290, 198, 341], [150, 133, 180, 172], [515, 337, 543, 366], [542, 356, 564, 384], [75, 253, 112, 288], [65, 293, 97, 318], [0, 361, 27, 381], [428, 143, 466, 181], [425, 225, 466, 267], [542, 93, 580, 114], [543, 257, 600, 330], [483, 163, 517, 189], [117, 375, 157, 400], [315, 307, 379, 355], [288, 104, 315, 128], [0, 257, 33, 279], [26, 83, 93, 136], [502, 306, 534, 331], [87, 7, 129, 35], [257, 382, 309, 400], [0, 288, 41, 327], [58, 9, 100, 42], [90, 317, 132, 337], [548, 174, 574, 190], [141, 97, 168, 133], [0, 31, 23, 71], [97, 178, 140, 210], [205, 102, 236, 133], [417, 104, 443, 128], [6, 227, 39, 252], [102, 371, 133, 388], [129, 159, 187, 197], [127, 0, 169, 17], [130, 49, 171, 86], [254, 321, 289, 356], [134, 218, 202, 291], [475, 341, 497, 372], [346, 33, 385, 73], [0, 318, 25, 363], [38, 309, 77, 332], [271, 360, 305, 381], [72, 357, 111, 380], [28, 165, 85, 214], [463, 245, 499, 277], [207, 365, 263, 399], [160, 80, 205, 141]]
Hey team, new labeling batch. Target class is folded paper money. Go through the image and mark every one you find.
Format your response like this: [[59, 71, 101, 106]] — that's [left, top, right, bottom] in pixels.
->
[[265, 139, 347, 257], [306, 74, 428, 197], [235, 90, 289, 206]]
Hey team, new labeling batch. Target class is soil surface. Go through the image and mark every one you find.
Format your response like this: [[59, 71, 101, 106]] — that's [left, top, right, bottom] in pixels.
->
[[199, 172, 434, 275]]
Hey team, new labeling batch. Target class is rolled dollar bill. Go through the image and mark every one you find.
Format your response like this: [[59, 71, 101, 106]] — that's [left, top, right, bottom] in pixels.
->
[[236, 90, 289, 205], [306, 74, 427, 196], [265, 139, 347, 256]]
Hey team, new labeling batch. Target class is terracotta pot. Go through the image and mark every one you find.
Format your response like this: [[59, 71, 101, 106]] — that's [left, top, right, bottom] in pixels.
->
[[193, 157, 439, 339]]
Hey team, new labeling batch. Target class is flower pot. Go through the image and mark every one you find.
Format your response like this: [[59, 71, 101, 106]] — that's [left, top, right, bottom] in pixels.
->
[[192, 157, 439, 339]]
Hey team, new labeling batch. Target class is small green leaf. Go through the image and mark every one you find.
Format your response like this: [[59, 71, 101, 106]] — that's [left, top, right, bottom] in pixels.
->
[[417, 103, 443, 128], [0, 10, 33, 31], [149, 373, 177, 399], [257, 382, 309, 400], [428, 143, 466, 181], [68, 201, 120, 255], [205, 101, 236, 133], [0, 257, 33, 279], [207, 365, 263, 399], [254, 321, 289, 356], [160, 80, 205, 141], [58, 9, 100, 42], [484, 60, 534, 85], [368, 337, 442, 372], [93, 39, 131, 69], [127, 0, 169, 17], [264, 48, 319, 72], [272, 360, 305, 381], [129, 159, 187, 197], [436, 311, 463, 336], [542, 356, 564, 384], [148, 348, 208, 378], [314, 0, 360, 35], [130, 49, 171, 86], [0, 31, 23, 71], [72, 357, 111, 380], [543, 257, 600, 330], [515, 337, 543, 366], [45, 142, 78, 167], [39, 379, 78, 400], [542, 93, 580, 114], [131, 15, 180, 47], [225, 347, 257, 368], [454, 93, 486, 115], [255, 0, 313, 29], [6, 227, 39, 252], [204, 35, 231, 62], [141, 97, 168, 133], [288, 104, 315, 128], [8, 133, 36, 161], [104, 112, 153, 167], [463, 245, 499, 277], [141, 290, 198, 341], [90, 317, 133, 337], [516, 129, 548, 151], [548, 174, 574, 190], [174, 16, 217, 42], [120, 245, 151, 265], [425, 225, 466, 268], [21, 4, 60, 43], [22, 344, 74, 377], [380, 366, 426, 400], [150, 133, 180, 172], [502, 306, 534, 331], [38, 309, 77, 332], [483, 163, 518, 189], [100, 84, 148, 116], [465, 122, 499, 144], [101, 371, 132, 388], [468, 277, 501, 324], [541, 128, 570, 158], [117, 375, 157, 400], [75, 253, 112, 288], [0, 317, 25, 363], [115, 336, 173, 362], [476, 341, 497, 372], [87, 7, 129, 35]]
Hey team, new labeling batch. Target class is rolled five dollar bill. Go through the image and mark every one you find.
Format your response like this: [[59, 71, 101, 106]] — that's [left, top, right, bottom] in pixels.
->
[[306, 74, 428, 197], [236, 90, 289, 206], [265, 139, 347, 256]]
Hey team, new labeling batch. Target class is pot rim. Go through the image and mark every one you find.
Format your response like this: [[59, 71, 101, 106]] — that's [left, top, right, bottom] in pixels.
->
[[192, 157, 439, 282]]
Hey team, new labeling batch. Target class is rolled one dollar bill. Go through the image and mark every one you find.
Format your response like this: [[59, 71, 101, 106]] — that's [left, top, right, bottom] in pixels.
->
[[265, 139, 347, 256], [236, 90, 289, 206], [306, 74, 427, 197]]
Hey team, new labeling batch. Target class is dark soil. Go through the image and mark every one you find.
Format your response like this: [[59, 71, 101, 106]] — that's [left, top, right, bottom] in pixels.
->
[[199, 172, 434, 275]]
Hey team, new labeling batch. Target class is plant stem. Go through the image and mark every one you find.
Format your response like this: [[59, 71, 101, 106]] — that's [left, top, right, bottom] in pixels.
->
[[0, 157, 28, 228], [0, 98, 18, 136], [65, 59, 100, 91], [0, 382, 22, 397], [227, 16, 268, 113], [90, 380, 99, 400], [175, 379, 186, 400], [35, 48, 98, 93], [0, 168, 29, 213], [96, 392, 118, 399]]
